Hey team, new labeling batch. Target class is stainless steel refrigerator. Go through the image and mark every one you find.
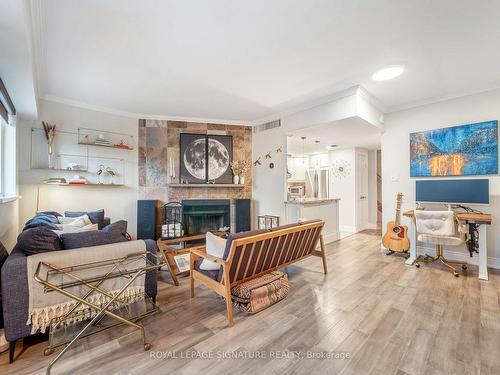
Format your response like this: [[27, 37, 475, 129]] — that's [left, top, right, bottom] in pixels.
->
[[305, 168, 329, 199]]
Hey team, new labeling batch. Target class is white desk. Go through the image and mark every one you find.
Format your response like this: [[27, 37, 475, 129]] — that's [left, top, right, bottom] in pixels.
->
[[403, 210, 492, 281]]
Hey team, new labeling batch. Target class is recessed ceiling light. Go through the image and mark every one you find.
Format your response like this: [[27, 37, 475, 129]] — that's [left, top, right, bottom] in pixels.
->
[[371, 65, 404, 81], [326, 144, 338, 150]]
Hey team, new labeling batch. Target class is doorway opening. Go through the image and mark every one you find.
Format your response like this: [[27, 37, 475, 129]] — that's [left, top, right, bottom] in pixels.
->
[[286, 117, 382, 240]]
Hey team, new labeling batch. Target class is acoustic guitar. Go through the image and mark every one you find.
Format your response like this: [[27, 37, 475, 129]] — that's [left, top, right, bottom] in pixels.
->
[[382, 192, 410, 253]]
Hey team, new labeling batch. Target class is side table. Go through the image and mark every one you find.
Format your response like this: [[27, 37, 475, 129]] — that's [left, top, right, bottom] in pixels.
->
[[157, 232, 226, 286]]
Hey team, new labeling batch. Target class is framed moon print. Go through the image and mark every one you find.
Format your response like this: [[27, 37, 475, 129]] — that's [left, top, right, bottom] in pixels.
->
[[180, 133, 207, 184], [208, 135, 233, 184], [179, 133, 233, 184]]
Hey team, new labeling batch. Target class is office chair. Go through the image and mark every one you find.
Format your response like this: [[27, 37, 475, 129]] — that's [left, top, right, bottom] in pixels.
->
[[414, 210, 468, 277]]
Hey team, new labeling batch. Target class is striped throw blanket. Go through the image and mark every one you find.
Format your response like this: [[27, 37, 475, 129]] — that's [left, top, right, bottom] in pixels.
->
[[231, 271, 289, 313], [26, 241, 147, 334]]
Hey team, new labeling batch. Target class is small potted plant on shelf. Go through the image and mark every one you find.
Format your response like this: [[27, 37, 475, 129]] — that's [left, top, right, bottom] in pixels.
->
[[42, 121, 56, 169], [238, 160, 250, 184], [230, 161, 240, 184], [231, 160, 250, 184]]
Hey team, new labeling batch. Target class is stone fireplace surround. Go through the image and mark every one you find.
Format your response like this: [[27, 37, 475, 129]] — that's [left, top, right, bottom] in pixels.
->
[[138, 119, 252, 237]]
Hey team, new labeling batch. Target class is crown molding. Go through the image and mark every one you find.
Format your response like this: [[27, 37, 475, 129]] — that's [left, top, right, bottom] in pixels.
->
[[25, 0, 46, 103], [250, 85, 376, 126], [41, 95, 252, 125], [387, 85, 500, 114], [356, 85, 387, 114]]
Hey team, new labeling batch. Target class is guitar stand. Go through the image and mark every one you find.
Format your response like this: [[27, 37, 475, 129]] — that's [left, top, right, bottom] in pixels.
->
[[385, 249, 410, 259]]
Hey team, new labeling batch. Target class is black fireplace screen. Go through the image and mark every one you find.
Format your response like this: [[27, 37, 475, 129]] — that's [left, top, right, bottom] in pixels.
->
[[181, 199, 230, 235]]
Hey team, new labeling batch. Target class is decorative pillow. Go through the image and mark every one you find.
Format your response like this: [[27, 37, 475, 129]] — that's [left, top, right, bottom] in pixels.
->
[[65, 209, 105, 229], [58, 214, 92, 226], [200, 232, 227, 271], [53, 223, 99, 236], [104, 220, 128, 235], [61, 220, 128, 250], [17, 227, 63, 256]]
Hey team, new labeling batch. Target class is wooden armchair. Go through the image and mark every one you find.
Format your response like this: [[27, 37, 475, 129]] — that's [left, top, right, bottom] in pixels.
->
[[190, 220, 327, 326]]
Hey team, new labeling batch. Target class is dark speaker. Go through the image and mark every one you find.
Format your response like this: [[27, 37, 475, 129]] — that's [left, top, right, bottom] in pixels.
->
[[137, 200, 157, 240], [234, 199, 251, 233]]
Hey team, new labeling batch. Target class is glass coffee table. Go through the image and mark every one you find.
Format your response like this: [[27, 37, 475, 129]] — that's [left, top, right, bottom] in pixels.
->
[[34, 251, 166, 375]]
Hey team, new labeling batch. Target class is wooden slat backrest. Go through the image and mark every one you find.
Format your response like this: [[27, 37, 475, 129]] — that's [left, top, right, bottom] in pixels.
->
[[226, 221, 325, 286]]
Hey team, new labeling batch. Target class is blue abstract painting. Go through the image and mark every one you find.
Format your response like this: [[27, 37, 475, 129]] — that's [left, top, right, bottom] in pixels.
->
[[410, 120, 498, 177]]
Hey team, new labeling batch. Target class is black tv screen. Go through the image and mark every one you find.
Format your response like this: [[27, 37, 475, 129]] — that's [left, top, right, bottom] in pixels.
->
[[415, 179, 489, 204]]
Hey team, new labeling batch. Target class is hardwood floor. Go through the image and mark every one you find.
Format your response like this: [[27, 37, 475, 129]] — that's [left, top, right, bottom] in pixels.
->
[[1, 231, 499, 374]]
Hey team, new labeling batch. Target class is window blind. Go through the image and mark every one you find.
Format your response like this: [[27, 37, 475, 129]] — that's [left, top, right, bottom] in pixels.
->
[[0, 78, 16, 123]]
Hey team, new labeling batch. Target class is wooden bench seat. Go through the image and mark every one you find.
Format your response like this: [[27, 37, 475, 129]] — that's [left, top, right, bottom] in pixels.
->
[[189, 219, 327, 326]]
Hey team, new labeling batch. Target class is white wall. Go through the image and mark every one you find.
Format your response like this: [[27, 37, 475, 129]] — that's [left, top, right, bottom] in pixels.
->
[[253, 89, 383, 229], [252, 126, 286, 226], [0, 201, 19, 251], [281, 93, 357, 131], [308, 153, 329, 168], [287, 155, 308, 180], [382, 88, 500, 266], [367, 149, 378, 228], [329, 148, 356, 232], [18, 99, 140, 236]]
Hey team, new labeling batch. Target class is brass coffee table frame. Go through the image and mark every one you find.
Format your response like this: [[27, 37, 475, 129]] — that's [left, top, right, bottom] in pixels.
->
[[34, 251, 166, 375]]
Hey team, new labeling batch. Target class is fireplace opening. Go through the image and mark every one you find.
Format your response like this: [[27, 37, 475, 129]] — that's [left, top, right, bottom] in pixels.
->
[[182, 199, 230, 235]]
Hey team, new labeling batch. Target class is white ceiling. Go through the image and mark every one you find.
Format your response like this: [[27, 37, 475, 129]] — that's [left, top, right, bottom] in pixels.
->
[[287, 117, 381, 155], [0, 0, 38, 118], [17, 0, 500, 120]]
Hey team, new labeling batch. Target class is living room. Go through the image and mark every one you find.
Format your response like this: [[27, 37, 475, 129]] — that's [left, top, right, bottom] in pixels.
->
[[1, 1, 500, 374]]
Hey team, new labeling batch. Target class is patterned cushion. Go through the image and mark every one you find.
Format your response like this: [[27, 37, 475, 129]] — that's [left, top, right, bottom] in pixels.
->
[[231, 271, 289, 313]]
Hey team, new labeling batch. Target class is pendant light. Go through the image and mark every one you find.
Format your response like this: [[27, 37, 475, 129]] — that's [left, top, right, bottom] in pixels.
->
[[301, 136, 306, 165]]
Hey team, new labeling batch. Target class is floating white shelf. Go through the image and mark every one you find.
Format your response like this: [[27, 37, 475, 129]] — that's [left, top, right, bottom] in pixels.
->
[[166, 184, 244, 188], [42, 183, 125, 187], [77, 142, 134, 151]]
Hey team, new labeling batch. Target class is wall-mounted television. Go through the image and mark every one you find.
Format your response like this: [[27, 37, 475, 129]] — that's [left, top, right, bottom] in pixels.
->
[[415, 179, 489, 205]]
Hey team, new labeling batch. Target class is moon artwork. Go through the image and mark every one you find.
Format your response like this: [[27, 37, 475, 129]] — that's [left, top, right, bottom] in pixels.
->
[[183, 138, 207, 180], [207, 138, 230, 179], [183, 138, 229, 180], [180, 134, 233, 184]]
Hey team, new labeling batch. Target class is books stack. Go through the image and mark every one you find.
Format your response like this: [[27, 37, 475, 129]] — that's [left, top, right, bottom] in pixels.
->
[[94, 138, 111, 146], [68, 177, 88, 185], [43, 178, 67, 185]]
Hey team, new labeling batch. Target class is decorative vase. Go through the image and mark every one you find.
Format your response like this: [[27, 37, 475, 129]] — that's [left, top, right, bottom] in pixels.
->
[[233, 175, 239, 184], [239, 176, 245, 185], [48, 149, 54, 169]]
